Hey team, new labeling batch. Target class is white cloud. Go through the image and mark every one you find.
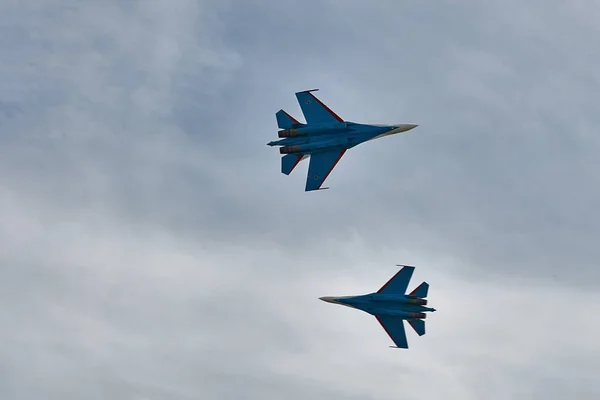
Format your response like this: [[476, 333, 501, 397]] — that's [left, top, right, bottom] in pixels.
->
[[2, 1, 600, 399]]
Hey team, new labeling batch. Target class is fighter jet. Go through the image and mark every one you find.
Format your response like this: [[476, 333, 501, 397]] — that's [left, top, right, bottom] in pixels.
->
[[319, 265, 435, 349], [267, 89, 418, 191]]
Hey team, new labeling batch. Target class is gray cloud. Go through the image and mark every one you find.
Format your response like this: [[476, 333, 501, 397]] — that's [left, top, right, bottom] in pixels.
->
[[1, 0, 599, 399]]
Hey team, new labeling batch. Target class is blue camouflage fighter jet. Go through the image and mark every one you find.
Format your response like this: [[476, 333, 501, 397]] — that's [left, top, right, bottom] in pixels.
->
[[268, 89, 418, 191], [320, 265, 435, 349]]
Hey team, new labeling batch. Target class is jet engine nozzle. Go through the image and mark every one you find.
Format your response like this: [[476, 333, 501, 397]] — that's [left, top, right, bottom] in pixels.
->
[[408, 298, 428, 306], [278, 129, 307, 138], [280, 145, 301, 154]]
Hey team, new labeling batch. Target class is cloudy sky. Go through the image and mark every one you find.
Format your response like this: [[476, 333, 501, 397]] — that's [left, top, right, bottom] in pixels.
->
[[1, 0, 600, 399]]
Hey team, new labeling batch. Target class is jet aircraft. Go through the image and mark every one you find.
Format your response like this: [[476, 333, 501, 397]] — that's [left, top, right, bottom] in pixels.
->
[[319, 265, 435, 349], [267, 89, 418, 191]]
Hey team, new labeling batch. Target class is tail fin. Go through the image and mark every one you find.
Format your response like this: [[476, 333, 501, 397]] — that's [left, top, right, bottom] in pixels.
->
[[407, 319, 426, 336], [409, 282, 429, 298], [281, 154, 307, 175], [276, 109, 300, 129]]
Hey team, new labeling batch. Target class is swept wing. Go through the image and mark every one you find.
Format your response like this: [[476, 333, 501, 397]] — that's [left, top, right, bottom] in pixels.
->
[[295, 89, 343, 125], [305, 149, 346, 191]]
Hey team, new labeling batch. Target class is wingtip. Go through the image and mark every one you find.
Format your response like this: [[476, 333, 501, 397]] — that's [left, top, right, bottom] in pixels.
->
[[304, 186, 330, 192], [296, 88, 319, 94]]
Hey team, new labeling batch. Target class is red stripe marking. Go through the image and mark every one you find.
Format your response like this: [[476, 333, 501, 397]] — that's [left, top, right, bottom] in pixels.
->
[[289, 155, 303, 173], [408, 283, 422, 296], [376, 316, 397, 345], [283, 110, 300, 124], [407, 319, 418, 333], [308, 92, 343, 122], [377, 269, 403, 293], [317, 149, 346, 189]]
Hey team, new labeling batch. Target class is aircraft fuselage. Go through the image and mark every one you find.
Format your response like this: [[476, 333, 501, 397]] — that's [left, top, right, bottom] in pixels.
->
[[268, 122, 417, 155], [320, 293, 436, 318]]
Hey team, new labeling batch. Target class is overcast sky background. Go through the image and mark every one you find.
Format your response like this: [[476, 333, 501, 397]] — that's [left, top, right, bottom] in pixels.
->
[[1, 1, 600, 399]]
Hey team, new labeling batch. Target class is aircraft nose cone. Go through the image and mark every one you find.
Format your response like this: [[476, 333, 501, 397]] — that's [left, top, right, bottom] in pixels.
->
[[319, 296, 337, 304], [388, 124, 418, 134], [399, 123, 418, 132]]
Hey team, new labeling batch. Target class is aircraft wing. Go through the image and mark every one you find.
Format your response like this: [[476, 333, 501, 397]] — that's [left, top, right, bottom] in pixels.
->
[[295, 89, 344, 125], [376, 316, 409, 349], [377, 266, 415, 294], [305, 149, 346, 191]]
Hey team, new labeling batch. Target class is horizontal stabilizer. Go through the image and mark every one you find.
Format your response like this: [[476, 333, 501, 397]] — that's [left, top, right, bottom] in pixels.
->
[[281, 154, 306, 175], [407, 319, 426, 336], [276, 109, 300, 129], [409, 282, 429, 298]]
